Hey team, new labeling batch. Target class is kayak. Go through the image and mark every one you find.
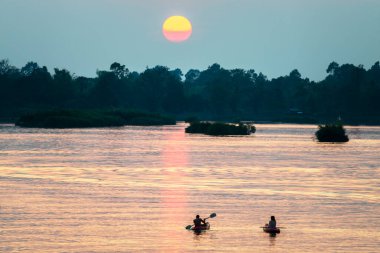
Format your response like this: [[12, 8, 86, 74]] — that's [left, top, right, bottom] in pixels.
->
[[191, 223, 210, 231], [263, 226, 280, 234]]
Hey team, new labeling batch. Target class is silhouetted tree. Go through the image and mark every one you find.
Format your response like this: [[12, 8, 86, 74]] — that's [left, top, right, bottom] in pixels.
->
[[53, 68, 75, 105], [110, 62, 129, 79], [21, 62, 39, 76]]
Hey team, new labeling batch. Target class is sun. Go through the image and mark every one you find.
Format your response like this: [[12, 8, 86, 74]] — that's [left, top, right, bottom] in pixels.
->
[[163, 16, 192, 43]]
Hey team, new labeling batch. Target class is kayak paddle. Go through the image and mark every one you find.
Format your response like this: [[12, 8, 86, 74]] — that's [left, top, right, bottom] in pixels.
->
[[185, 213, 217, 230], [205, 213, 217, 220]]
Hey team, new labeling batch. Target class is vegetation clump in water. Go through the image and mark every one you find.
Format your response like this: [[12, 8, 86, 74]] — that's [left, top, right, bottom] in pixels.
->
[[15, 110, 176, 128], [315, 123, 349, 142], [185, 121, 255, 136]]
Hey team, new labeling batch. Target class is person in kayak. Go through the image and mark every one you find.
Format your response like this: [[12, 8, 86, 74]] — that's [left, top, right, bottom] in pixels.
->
[[193, 215, 207, 229], [268, 216, 277, 228]]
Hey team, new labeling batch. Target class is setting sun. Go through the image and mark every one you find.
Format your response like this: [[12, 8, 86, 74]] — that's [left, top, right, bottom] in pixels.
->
[[163, 16, 192, 43]]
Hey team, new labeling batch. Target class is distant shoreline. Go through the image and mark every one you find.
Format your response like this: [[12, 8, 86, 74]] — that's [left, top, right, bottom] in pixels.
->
[[2, 118, 380, 127], [1, 60, 379, 129]]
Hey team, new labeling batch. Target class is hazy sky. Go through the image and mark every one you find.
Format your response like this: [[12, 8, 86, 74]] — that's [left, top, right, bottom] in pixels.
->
[[0, 0, 379, 80]]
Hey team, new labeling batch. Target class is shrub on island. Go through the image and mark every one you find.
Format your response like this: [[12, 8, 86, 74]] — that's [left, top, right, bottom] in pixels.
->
[[15, 110, 176, 128], [185, 121, 255, 136], [315, 123, 349, 142]]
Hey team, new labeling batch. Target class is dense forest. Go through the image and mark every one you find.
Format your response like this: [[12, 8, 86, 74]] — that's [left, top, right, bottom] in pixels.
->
[[1, 59, 379, 124]]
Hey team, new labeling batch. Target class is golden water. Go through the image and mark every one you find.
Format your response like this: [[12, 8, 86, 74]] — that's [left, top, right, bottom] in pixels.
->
[[0, 123, 379, 252]]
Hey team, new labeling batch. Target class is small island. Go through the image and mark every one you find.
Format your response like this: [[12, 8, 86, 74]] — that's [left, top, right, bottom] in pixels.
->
[[315, 123, 349, 143], [15, 110, 176, 128], [185, 121, 255, 136]]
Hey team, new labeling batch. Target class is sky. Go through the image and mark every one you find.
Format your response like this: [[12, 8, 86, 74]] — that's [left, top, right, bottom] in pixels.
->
[[0, 0, 379, 81]]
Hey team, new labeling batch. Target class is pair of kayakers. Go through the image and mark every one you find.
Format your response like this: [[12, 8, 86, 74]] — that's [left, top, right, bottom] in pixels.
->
[[193, 215, 277, 229]]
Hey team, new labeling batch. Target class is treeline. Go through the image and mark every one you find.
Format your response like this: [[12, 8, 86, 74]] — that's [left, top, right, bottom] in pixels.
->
[[1, 59, 380, 124]]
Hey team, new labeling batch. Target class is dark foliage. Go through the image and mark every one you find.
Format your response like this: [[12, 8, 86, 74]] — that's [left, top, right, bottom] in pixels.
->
[[15, 110, 176, 128], [185, 122, 253, 136], [185, 122, 212, 134], [1, 59, 380, 124], [315, 124, 349, 142]]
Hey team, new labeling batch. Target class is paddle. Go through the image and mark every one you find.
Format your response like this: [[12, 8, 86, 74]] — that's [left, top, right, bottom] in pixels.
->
[[205, 213, 217, 220], [185, 213, 217, 230]]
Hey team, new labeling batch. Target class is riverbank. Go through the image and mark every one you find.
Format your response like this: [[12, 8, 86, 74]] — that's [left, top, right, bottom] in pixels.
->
[[15, 110, 176, 128]]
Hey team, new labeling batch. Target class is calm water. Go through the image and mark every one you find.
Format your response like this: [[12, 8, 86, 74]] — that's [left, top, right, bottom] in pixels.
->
[[0, 123, 379, 252]]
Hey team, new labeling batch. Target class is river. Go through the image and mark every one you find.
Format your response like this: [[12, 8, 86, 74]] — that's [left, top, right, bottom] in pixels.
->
[[0, 123, 379, 252]]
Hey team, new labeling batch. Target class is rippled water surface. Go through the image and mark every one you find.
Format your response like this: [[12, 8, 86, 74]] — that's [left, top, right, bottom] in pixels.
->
[[0, 123, 379, 252]]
